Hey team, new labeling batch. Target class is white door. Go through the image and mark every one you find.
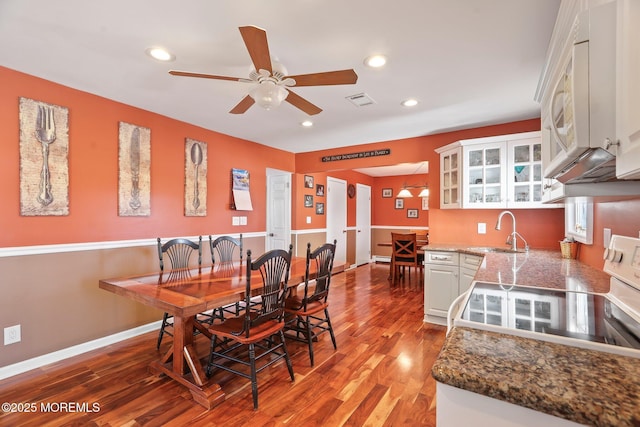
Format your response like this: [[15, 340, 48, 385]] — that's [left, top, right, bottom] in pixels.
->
[[355, 183, 371, 266], [266, 169, 291, 251], [326, 177, 347, 265]]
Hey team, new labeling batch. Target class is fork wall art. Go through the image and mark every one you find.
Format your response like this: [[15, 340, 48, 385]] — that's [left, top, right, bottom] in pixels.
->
[[19, 97, 69, 216], [118, 122, 151, 216], [185, 138, 207, 216]]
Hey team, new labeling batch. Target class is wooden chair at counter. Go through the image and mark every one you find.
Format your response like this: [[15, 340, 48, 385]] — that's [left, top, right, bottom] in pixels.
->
[[284, 240, 338, 366], [390, 232, 421, 286], [206, 245, 295, 410], [156, 236, 215, 350]]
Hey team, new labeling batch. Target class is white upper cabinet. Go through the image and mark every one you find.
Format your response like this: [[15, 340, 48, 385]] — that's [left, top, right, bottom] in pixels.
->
[[438, 131, 555, 209], [437, 146, 462, 209], [615, 0, 640, 179], [464, 142, 506, 208]]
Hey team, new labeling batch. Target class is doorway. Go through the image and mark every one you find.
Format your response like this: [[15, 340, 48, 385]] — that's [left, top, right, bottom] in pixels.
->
[[326, 177, 347, 265], [356, 183, 371, 266], [266, 169, 292, 251]]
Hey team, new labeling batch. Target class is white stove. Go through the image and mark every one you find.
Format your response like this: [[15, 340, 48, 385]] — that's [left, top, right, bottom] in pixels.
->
[[454, 234, 640, 358]]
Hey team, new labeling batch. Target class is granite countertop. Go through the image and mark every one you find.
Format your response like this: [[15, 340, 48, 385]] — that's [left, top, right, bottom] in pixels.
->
[[427, 246, 640, 427]]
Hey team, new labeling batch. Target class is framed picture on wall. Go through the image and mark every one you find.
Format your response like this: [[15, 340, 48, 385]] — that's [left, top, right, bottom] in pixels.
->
[[316, 184, 325, 196], [407, 209, 419, 218], [304, 194, 313, 207], [422, 197, 429, 210], [304, 175, 314, 188], [395, 198, 404, 209], [382, 188, 393, 198], [316, 202, 324, 215]]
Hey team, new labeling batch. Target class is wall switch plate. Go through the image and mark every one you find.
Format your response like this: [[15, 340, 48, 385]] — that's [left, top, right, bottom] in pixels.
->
[[232, 216, 240, 226], [306, 216, 311, 224], [4, 325, 21, 345], [604, 228, 612, 248], [239, 216, 247, 225], [477, 223, 486, 234]]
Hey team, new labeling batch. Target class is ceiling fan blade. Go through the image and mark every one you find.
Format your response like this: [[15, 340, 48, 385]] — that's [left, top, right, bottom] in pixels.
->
[[229, 95, 255, 114], [286, 69, 358, 87], [285, 89, 322, 115], [239, 26, 272, 74], [169, 70, 243, 82]]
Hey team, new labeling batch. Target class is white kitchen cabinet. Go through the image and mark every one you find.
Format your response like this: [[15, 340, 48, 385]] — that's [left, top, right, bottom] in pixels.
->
[[615, 0, 640, 179], [452, 131, 551, 209], [437, 146, 462, 209], [459, 253, 483, 294], [464, 142, 506, 208], [424, 251, 482, 325]]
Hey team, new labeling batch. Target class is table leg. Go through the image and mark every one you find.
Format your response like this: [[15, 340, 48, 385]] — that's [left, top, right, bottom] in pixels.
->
[[149, 315, 225, 409]]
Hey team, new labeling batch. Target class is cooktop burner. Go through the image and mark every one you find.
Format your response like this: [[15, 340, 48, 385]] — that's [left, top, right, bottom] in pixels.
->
[[454, 235, 640, 359], [457, 282, 640, 356]]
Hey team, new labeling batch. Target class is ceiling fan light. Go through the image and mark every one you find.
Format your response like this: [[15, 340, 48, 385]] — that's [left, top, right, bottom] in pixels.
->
[[397, 188, 413, 198], [249, 81, 288, 110]]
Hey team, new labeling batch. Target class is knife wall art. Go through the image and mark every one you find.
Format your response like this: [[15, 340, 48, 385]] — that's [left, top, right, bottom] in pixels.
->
[[118, 122, 150, 216], [19, 97, 69, 216], [184, 138, 207, 216]]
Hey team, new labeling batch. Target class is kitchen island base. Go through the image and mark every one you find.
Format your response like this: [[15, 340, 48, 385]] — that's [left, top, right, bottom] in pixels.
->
[[436, 383, 584, 427]]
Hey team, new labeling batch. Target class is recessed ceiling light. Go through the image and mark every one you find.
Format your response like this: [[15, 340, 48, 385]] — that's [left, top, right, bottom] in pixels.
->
[[402, 99, 419, 107], [364, 54, 387, 68], [301, 120, 314, 127], [145, 47, 175, 62]]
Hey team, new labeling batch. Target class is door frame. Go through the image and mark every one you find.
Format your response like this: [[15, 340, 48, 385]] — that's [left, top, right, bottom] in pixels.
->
[[265, 168, 292, 252]]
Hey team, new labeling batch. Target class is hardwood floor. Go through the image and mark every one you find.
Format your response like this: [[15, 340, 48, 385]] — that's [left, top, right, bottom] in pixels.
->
[[0, 263, 446, 427]]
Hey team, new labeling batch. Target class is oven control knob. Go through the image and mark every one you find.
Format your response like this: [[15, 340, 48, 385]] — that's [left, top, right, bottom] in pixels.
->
[[603, 248, 610, 260], [612, 250, 623, 263]]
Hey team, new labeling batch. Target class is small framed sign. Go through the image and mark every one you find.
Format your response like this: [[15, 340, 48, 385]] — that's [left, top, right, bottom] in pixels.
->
[[382, 188, 393, 198], [407, 209, 419, 218], [395, 198, 404, 209]]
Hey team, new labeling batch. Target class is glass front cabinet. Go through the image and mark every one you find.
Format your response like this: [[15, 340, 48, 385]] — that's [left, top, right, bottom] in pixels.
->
[[438, 131, 551, 209], [438, 146, 461, 209]]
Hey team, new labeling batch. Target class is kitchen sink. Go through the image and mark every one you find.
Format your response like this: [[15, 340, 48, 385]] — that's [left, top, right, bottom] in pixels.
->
[[467, 246, 526, 254]]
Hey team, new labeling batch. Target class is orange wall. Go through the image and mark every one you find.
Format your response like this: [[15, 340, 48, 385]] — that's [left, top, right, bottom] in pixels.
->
[[293, 170, 374, 229], [0, 66, 295, 247], [372, 174, 429, 227], [295, 119, 566, 248]]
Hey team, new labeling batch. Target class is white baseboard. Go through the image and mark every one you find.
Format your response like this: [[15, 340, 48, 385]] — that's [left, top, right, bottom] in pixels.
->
[[0, 321, 161, 381], [373, 255, 391, 263]]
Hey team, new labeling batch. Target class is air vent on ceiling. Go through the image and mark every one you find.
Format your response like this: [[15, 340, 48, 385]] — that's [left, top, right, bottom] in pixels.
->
[[346, 93, 376, 107]]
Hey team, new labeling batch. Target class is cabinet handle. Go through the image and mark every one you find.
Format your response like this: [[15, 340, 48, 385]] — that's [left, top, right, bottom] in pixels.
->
[[603, 138, 620, 151], [431, 256, 450, 261]]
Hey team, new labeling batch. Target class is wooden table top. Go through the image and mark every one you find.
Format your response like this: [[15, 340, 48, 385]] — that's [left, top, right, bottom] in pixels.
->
[[99, 257, 344, 318]]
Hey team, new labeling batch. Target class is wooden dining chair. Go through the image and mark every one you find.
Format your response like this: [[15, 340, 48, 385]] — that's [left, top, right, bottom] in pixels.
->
[[206, 245, 295, 410], [390, 232, 420, 286], [209, 234, 244, 316], [156, 236, 211, 350], [284, 240, 338, 366]]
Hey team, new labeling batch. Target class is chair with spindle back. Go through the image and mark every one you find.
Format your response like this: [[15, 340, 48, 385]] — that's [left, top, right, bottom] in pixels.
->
[[206, 245, 295, 410], [284, 240, 338, 366], [156, 236, 213, 349]]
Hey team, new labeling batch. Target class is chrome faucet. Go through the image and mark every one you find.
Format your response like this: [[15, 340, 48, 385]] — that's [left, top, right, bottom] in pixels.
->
[[495, 210, 529, 252]]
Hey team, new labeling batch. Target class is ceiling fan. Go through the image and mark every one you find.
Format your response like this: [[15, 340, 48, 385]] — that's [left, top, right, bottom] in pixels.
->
[[168, 26, 358, 116]]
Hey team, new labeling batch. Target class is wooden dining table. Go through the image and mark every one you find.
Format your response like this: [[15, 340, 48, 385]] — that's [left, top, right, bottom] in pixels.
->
[[99, 256, 343, 409]]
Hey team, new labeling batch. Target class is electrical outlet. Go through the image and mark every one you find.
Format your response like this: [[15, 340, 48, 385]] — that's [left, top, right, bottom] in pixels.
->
[[4, 325, 21, 345], [477, 223, 486, 234]]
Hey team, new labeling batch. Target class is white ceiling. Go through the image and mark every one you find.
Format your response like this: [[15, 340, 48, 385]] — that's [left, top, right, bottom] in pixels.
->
[[0, 0, 560, 155]]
